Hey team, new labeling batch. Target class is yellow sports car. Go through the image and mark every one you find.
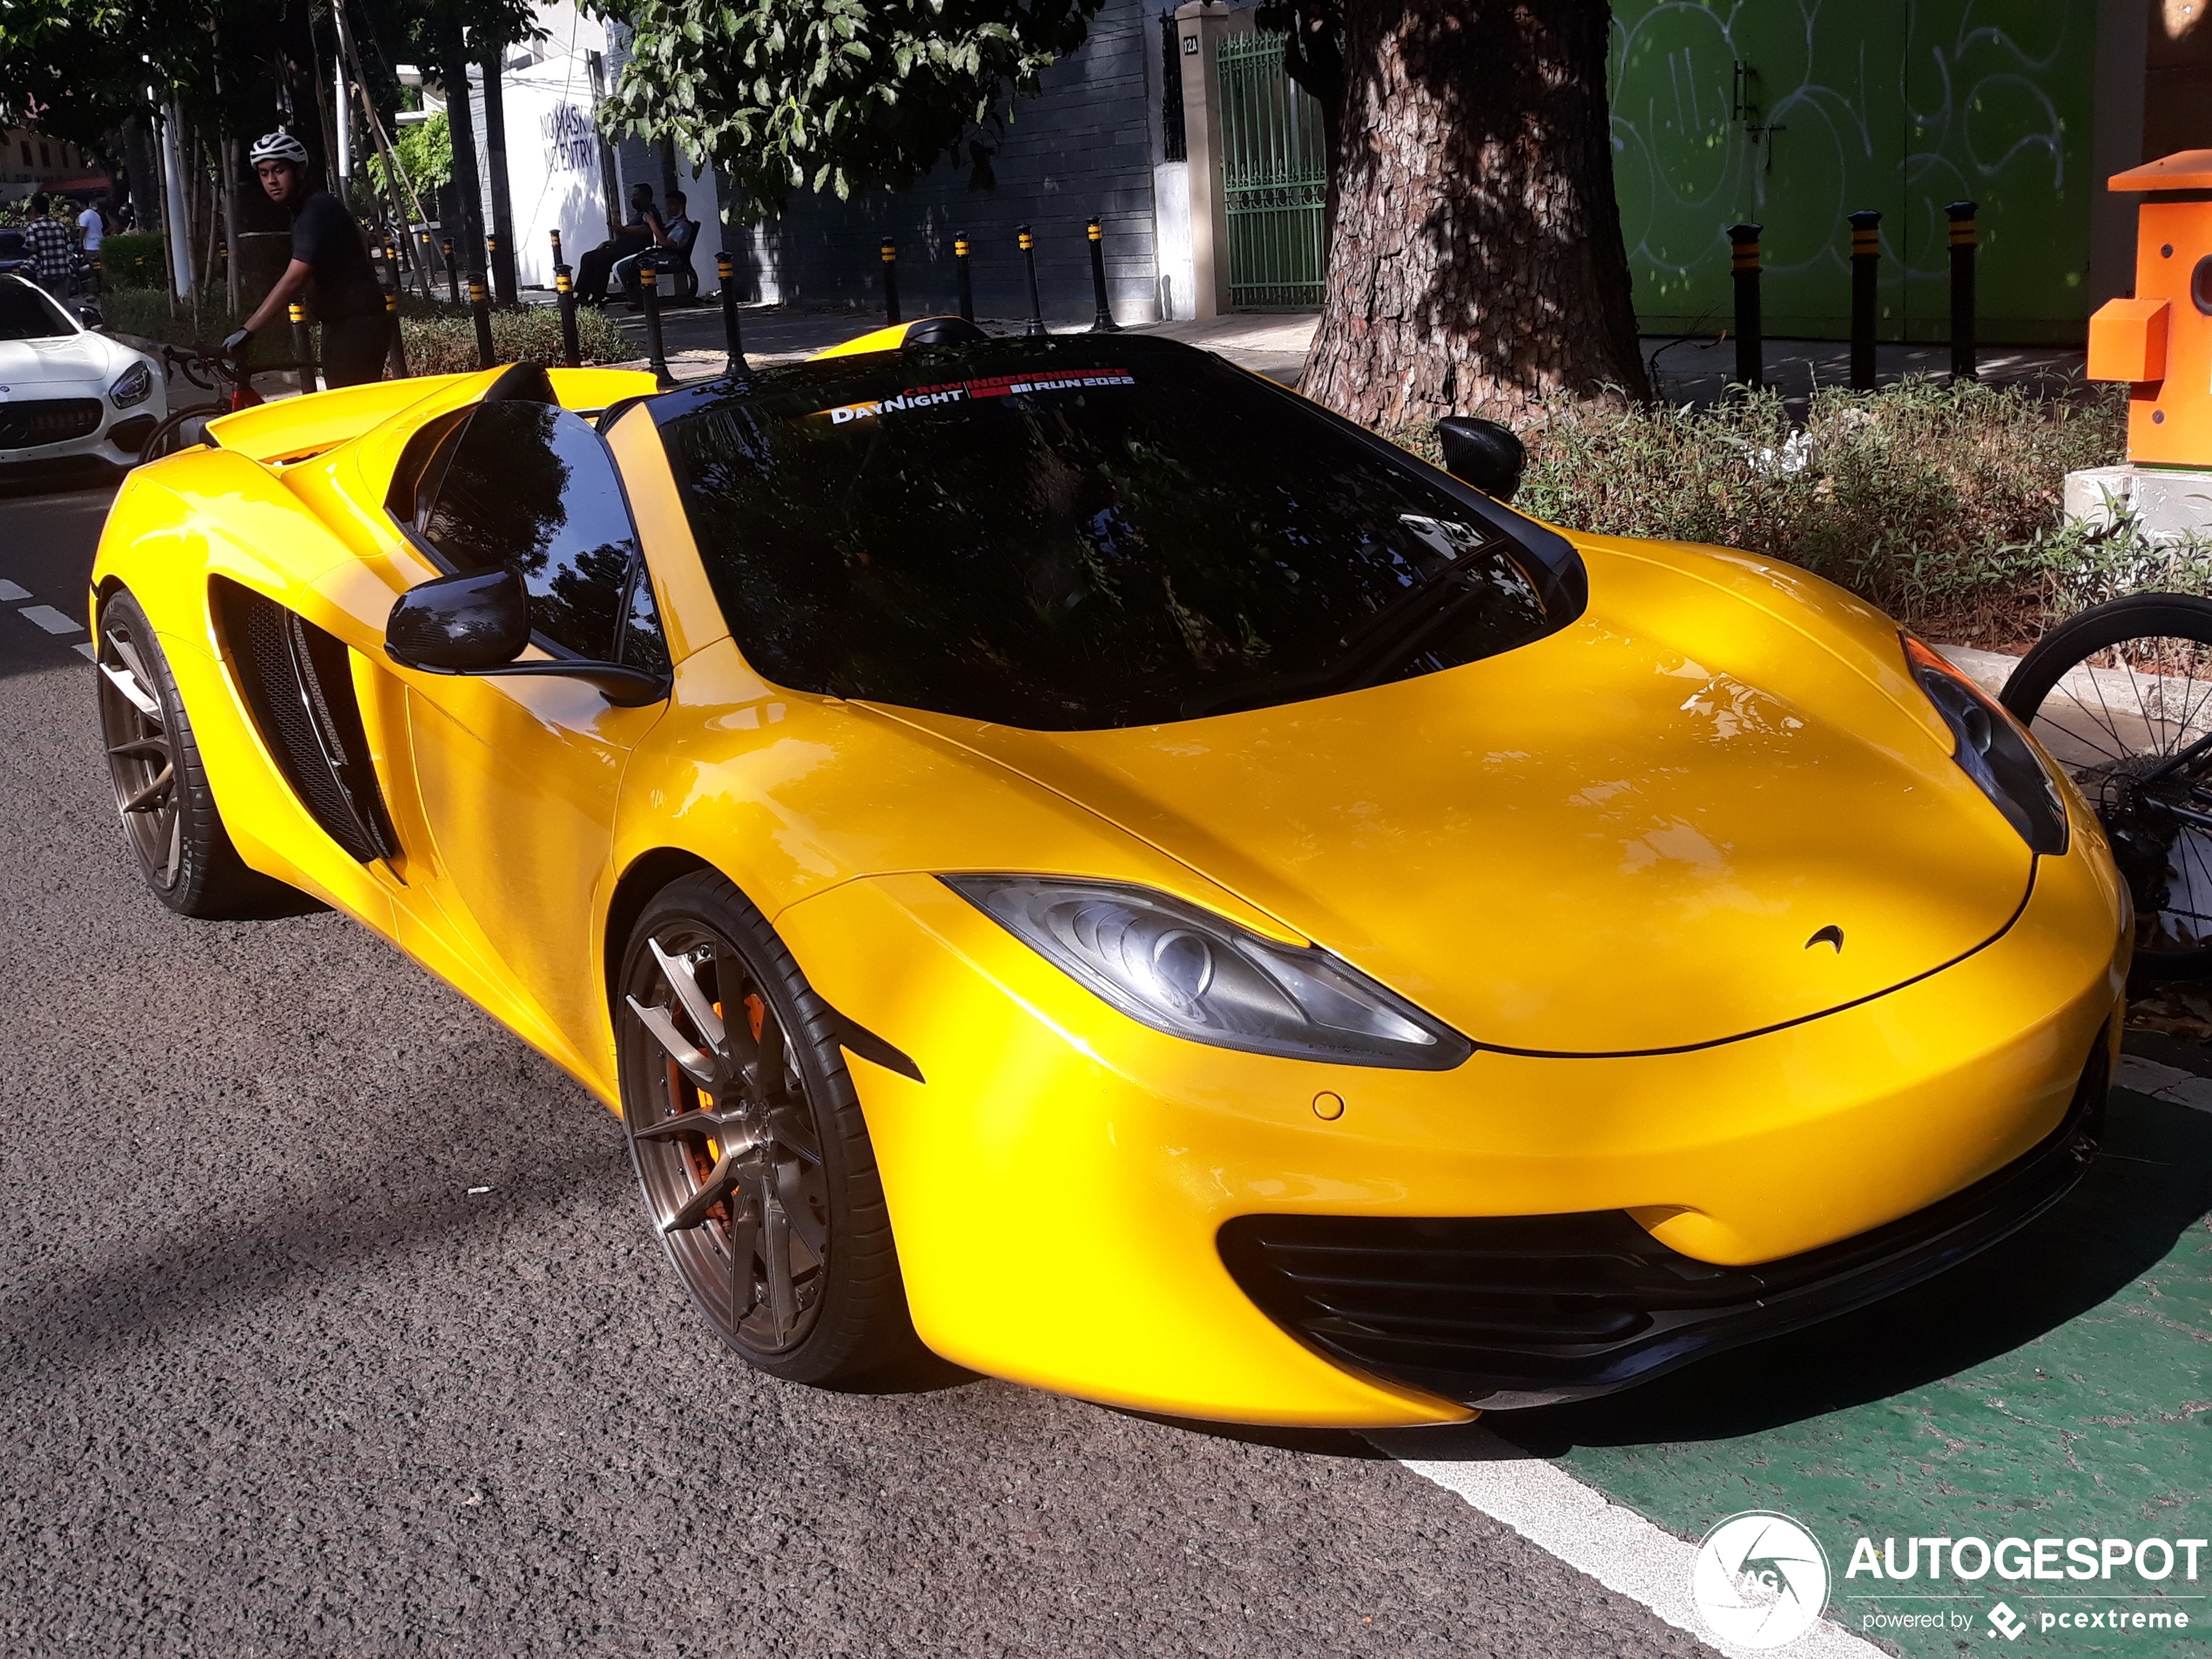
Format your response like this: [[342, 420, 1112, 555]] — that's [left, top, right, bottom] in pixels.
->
[[91, 325, 2128, 1426]]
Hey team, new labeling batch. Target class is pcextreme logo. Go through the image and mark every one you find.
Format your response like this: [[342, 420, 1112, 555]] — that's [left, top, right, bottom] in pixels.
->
[[1690, 1511, 1831, 1649]]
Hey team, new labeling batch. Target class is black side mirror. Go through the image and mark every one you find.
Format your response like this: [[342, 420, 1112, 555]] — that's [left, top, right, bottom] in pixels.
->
[[387, 567, 529, 671], [385, 565, 670, 707], [1437, 416, 1526, 502], [75, 303, 105, 330]]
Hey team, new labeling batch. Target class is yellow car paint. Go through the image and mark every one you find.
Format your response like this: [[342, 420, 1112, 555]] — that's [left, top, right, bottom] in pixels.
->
[[90, 363, 2130, 1426]]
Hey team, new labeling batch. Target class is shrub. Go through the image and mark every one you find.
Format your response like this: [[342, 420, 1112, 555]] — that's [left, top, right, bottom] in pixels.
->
[[98, 288, 627, 376], [96, 232, 167, 288], [1393, 378, 2155, 647], [400, 301, 627, 374]]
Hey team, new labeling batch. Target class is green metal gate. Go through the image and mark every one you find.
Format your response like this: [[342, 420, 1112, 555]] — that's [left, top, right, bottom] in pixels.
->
[[1217, 32, 1327, 309]]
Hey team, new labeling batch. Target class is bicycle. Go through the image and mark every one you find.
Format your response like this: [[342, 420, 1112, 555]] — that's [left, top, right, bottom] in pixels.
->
[[138, 343, 268, 463], [2002, 591, 2212, 988]]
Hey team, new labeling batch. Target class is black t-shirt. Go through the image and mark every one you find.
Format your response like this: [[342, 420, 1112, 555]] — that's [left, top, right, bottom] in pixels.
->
[[290, 190, 382, 321]]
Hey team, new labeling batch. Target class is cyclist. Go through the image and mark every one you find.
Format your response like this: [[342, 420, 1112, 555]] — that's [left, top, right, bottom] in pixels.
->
[[223, 130, 388, 388]]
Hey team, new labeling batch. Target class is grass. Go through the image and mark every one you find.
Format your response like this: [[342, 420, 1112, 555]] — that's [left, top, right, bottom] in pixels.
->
[[96, 288, 629, 376], [1395, 377, 2204, 649]]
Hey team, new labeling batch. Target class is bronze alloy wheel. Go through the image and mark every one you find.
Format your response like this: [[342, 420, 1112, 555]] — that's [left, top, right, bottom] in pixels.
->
[[97, 598, 185, 891], [617, 872, 917, 1382], [94, 587, 274, 918]]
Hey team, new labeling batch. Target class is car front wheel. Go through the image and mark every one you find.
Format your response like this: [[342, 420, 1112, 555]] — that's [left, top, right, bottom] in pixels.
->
[[617, 870, 921, 1385]]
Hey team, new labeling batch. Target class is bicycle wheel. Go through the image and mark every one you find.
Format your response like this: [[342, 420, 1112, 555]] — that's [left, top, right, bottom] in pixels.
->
[[137, 402, 224, 463], [2001, 591, 2212, 985]]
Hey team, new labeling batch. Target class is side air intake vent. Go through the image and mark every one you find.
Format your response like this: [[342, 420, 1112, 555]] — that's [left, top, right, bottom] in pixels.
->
[[214, 578, 400, 864]]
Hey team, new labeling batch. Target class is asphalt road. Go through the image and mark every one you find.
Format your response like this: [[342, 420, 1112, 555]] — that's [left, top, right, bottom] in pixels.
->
[[0, 476, 1710, 1656]]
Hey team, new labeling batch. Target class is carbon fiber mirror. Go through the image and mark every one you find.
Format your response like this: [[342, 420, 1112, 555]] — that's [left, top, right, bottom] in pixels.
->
[[386, 567, 529, 672], [1437, 416, 1526, 502]]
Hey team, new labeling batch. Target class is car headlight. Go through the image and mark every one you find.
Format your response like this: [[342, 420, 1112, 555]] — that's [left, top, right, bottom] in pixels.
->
[[944, 876, 1473, 1069], [108, 360, 153, 410], [1903, 635, 2067, 854]]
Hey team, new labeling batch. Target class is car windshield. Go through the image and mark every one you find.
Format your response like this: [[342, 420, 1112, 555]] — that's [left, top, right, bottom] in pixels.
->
[[655, 338, 1578, 731], [0, 279, 74, 342]]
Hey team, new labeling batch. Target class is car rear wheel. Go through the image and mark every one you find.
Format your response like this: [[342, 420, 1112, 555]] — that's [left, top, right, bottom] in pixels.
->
[[2002, 591, 2212, 987], [617, 871, 920, 1385], [95, 586, 278, 918]]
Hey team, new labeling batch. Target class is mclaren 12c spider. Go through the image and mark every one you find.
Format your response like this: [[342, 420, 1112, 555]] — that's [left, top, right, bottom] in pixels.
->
[[90, 326, 2128, 1425]]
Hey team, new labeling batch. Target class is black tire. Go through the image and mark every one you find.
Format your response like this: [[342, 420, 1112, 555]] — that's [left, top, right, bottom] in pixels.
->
[[2002, 591, 2212, 987], [95, 586, 284, 918], [616, 871, 921, 1386]]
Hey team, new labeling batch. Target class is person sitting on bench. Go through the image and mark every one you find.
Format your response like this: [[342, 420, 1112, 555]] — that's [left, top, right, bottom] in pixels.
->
[[615, 191, 698, 306], [576, 184, 659, 307]]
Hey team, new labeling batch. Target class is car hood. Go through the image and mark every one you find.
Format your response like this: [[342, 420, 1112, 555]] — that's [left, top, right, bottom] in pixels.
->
[[0, 331, 115, 388], [873, 538, 2039, 1055]]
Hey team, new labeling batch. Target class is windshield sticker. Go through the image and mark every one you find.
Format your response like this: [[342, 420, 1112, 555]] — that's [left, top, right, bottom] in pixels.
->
[[816, 367, 1135, 424]]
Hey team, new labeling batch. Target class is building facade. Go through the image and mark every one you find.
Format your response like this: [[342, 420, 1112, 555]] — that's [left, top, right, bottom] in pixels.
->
[[468, 0, 2208, 342]]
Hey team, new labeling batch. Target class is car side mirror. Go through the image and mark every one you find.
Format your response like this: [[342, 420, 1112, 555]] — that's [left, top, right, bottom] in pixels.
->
[[1437, 416, 1526, 502], [75, 304, 105, 330], [387, 567, 529, 671], [385, 565, 671, 707]]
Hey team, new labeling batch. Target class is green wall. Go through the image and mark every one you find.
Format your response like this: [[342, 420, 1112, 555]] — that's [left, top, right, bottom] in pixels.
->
[[1609, 0, 2097, 344]]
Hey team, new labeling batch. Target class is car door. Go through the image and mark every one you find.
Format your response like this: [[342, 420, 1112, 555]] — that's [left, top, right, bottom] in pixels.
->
[[388, 393, 673, 1082]]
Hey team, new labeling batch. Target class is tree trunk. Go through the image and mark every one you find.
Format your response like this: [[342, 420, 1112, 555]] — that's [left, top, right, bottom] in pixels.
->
[[1302, 0, 1649, 429], [441, 30, 489, 280], [479, 44, 519, 304]]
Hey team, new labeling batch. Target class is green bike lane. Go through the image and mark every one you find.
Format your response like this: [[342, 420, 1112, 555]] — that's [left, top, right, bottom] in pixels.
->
[[1485, 1067, 2211, 1656]]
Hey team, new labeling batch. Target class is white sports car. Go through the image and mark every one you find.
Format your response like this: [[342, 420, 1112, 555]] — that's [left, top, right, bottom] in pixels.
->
[[0, 274, 165, 485]]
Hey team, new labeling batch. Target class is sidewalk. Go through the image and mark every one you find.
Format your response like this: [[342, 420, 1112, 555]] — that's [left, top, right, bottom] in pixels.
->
[[578, 295, 2088, 405]]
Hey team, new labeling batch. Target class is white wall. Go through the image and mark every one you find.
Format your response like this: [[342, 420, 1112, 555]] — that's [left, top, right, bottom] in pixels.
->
[[458, 3, 615, 288]]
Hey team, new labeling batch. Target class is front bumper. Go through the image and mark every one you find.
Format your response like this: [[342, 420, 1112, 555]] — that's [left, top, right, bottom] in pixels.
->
[[774, 823, 2128, 1426], [1219, 1037, 2107, 1410], [0, 386, 163, 483]]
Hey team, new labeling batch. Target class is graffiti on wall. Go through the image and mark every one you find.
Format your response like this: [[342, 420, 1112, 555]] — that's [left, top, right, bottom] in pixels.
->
[[543, 102, 597, 177], [1608, 0, 2094, 338]]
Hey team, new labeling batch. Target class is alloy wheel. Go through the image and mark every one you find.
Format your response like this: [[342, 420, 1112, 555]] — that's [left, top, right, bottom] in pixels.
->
[[96, 610, 182, 889], [624, 923, 832, 1354]]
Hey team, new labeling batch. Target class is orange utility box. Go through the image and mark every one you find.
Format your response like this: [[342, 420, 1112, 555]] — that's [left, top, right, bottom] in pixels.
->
[[2087, 150, 2212, 466]]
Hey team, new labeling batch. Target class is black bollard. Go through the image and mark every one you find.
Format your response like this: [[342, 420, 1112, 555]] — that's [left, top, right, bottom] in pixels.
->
[[469, 273, 496, 370], [1087, 217, 1120, 333], [639, 262, 673, 388], [1018, 224, 1045, 338], [880, 237, 901, 326], [954, 233, 974, 323], [1849, 209, 1881, 391], [385, 287, 409, 379], [1728, 222, 1764, 391], [1948, 200, 1979, 382], [443, 237, 461, 307], [555, 264, 581, 368], [289, 301, 317, 395], [717, 252, 750, 380], [550, 227, 564, 270]]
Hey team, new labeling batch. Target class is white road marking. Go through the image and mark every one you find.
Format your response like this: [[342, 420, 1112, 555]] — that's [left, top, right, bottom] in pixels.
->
[[1372, 1423, 1888, 1658], [73, 642, 95, 661], [18, 604, 83, 636], [2114, 1053, 2212, 1114], [0, 580, 29, 601]]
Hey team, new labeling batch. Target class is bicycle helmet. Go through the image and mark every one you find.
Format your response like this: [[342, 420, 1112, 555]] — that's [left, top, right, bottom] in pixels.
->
[[248, 130, 311, 168]]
